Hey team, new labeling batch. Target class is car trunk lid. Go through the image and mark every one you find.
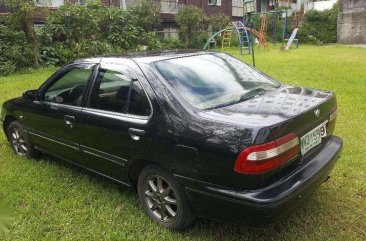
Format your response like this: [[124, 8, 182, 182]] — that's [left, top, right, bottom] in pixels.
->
[[200, 85, 338, 188]]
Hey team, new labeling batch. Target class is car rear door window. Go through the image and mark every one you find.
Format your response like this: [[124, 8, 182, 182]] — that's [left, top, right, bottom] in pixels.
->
[[90, 69, 131, 113], [90, 67, 151, 117], [128, 81, 151, 116]]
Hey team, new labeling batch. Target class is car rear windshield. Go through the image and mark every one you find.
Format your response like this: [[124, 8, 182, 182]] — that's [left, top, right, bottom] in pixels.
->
[[154, 53, 281, 110]]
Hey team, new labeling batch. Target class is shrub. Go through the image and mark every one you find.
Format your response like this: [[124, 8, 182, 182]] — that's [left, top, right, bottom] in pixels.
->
[[39, 0, 160, 65], [176, 5, 205, 47], [209, 13, 230, 32], [298, 2, 339, 43], [2, 0, 42, 67], [191, 32, 209, 49], [0, 20, 34, 75], [160, 37, 185, 49], [0, 61, 17, 76], [41, 1, 102, 45]]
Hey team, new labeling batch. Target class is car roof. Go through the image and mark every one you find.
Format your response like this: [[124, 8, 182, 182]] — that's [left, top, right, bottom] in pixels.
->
[[72, 50, 215, 65]]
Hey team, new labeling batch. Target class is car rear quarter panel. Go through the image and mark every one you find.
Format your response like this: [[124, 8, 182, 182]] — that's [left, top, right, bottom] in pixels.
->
[[138, 63, 265, 190]]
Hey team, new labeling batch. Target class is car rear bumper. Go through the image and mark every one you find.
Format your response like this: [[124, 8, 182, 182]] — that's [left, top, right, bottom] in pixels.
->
[[177, 136, 343, 226]]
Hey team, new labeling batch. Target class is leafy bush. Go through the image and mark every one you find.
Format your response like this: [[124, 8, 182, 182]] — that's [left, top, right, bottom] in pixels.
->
[[0, 20, 34, 76], [160, 37, 185, 49], [298, 3, 339, 43], [176, 5, 205, 47], [0, 61, 17, 76], [42, 2, 101, 44], [191, 32, 209, 49], [2, 0, 42, 67], [39, 0, 160, 66], [209, 13, 230, 32]]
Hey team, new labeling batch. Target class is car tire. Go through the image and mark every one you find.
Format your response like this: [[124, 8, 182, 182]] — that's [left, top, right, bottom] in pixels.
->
[[138, 165, 196, 231], [7, 120, 40, 159]]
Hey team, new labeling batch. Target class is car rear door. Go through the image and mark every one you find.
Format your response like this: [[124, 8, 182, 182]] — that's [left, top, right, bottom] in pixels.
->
[[25, 63, 98, 162], [76, 61, 153, 182]]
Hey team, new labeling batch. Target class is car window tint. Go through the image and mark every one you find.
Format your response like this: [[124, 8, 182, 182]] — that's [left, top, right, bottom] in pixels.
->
[[90, 69, 131, 113], [128, 81, 151, 116], [44, 66, 93, 106]]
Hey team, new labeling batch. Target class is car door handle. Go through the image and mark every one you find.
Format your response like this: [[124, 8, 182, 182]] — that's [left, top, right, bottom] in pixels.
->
[[64, 115, 75, 128], [128, 128, 145, 141]]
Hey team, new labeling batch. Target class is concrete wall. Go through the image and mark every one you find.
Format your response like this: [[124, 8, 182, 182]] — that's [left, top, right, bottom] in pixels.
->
[[337, 0, 366, 44]]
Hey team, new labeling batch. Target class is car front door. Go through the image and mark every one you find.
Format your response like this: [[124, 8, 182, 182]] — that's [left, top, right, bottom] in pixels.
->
[[25, 63, 97, 162], [76, 62, 153, 181]]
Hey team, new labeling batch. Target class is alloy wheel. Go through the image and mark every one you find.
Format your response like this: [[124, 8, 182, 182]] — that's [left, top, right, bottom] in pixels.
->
[[143, 175, 178, 223], [10, 128, 27, 156]]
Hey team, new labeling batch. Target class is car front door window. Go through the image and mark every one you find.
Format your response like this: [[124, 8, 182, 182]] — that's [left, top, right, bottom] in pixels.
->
[[44, 66, 94, 106]]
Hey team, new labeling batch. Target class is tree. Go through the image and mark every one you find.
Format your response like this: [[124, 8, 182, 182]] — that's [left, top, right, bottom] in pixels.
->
[[209, 13, 230, 32], [3, 0, 43, 66], [175, 5, 205, 47]]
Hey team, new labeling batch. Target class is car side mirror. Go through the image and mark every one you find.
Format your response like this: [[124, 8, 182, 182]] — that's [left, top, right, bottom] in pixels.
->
[[23, 89, 39, 101]]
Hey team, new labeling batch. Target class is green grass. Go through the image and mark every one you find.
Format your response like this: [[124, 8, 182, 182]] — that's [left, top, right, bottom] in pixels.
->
[[1, 45, 366, 240]]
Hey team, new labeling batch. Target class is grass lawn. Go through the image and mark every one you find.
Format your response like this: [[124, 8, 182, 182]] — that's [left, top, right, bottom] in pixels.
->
[[0, 45, 366, 240]]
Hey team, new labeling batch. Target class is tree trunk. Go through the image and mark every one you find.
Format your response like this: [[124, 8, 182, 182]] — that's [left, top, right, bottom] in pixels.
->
[[184, 32, 190, 48], [21, 17, 39, 67]]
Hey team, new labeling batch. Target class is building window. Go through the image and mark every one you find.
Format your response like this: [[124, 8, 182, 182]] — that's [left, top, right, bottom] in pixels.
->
[[208, 0, 221, 6], [78, 0, 87, 5], [160, 0, 180, 14], [163, 27, 179, 39], [232, 0, 244, 17], [33, 23, 45, 29], [37, 0, 64, 7]]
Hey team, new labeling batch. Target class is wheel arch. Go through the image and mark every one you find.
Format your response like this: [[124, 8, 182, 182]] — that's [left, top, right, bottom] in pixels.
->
[[128, 158, 158, 186], [2, 115, 17, 139]]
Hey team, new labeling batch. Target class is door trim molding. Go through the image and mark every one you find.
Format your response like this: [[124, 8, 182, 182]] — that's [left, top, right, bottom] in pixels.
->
[[81, 145, 128, 166], [28, 130, 79, 150]]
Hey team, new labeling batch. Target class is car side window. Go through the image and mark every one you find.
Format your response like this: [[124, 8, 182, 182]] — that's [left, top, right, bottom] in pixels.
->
[[44, 66, 94, 106], [128, 81, 151, 116], [90, 69, 131, 113], [90, 67, 151, 117]]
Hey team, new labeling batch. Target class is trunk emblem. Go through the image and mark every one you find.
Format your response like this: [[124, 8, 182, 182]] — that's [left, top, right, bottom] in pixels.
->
[[314, 109, 321, 118]]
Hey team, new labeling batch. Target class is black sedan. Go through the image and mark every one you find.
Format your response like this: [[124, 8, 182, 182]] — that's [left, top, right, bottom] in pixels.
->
[[1, 51, 343, 230]]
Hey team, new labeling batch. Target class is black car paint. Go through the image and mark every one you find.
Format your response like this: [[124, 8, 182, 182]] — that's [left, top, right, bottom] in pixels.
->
[[1, 51, 343, 225]]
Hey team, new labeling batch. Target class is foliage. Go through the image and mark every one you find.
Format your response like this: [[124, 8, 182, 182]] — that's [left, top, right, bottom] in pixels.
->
[[175, 5, 205, 47], [39, 0, 160, 65], [41, 1, 102, 45], [0, 61, 17, 76], [0, 19, 34, 76], [298, 3, 339, 43], [208, 13, 230, 32], [0, 0, 168, 76], [191, 32, 209, 49], [2, 0, 44, 66], [159, 36, 185, 49], [127, 0, 160, 32]]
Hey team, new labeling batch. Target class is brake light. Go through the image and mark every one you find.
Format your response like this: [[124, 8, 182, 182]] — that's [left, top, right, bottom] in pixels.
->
[[329, 106, 338, 122], [234, 133, 300, 174]]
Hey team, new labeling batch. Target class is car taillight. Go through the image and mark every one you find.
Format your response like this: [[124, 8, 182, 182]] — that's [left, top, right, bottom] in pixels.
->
[[234, 133, 300, 174], [329, 106, 338, 122]]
